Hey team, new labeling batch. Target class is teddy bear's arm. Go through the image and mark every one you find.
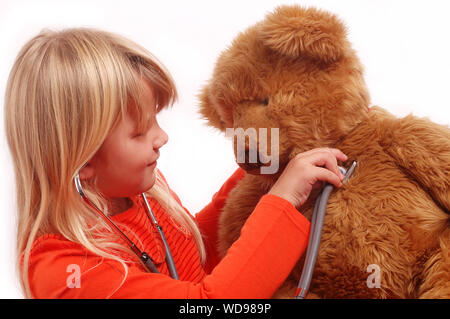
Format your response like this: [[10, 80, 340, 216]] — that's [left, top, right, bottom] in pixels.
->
[[381, 115, 450, 215]]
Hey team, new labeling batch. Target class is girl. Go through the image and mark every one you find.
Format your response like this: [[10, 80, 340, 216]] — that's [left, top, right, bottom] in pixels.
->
[[4, 28, 346, 298]]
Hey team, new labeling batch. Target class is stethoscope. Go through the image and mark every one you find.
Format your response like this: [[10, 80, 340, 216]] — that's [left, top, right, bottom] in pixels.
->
[[295, 161, 357, 299], [74, 174, 179, 279], [74, 160, 357, 291]]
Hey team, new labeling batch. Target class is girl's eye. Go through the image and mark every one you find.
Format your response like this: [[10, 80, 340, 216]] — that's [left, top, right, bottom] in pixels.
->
[[133, 133, 144, 138], [262, 97, 269, 106]]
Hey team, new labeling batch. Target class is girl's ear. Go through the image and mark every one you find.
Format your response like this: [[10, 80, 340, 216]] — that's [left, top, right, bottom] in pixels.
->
[[78, 163, 95, 180]]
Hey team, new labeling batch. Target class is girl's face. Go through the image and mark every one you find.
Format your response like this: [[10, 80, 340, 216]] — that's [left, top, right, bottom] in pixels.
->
[[81, 80, 168, 200]]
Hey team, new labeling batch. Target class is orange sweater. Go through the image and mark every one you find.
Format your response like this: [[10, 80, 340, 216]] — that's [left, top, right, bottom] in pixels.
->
[[26, 167, 310, 298]]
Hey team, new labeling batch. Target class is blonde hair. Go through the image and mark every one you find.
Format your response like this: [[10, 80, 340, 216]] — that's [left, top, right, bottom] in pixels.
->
[[4, 27, 206, 298]]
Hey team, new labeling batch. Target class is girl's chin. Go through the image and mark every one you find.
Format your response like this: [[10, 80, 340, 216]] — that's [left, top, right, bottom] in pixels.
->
[[141, 172, 157, 192], [147, 160, 157, 168]]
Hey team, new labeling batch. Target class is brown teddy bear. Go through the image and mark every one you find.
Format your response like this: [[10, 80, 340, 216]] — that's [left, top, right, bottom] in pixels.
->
[[198, 5, 450, 298]]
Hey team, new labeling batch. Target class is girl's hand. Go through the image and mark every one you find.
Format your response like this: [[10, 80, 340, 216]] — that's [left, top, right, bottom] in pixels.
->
[[268, 148, 347, 209]]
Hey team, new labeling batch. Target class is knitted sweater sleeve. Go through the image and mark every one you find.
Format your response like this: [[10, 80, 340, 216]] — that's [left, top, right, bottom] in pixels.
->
[[27, 170, 310, 299], [161, 167, 247, 273]]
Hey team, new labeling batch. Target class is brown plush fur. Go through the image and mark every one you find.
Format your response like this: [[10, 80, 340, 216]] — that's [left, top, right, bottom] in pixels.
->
[[199, 5, 450, 298]]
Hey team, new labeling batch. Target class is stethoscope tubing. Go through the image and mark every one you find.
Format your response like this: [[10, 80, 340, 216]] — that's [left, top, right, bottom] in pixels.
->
[[74, 174, 178, 279], [141, 193, 179, 279], [295, 161, 357, 299]]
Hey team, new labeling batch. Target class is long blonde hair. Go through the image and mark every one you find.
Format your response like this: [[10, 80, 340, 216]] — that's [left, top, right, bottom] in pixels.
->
[[4, 27, 206, 298]]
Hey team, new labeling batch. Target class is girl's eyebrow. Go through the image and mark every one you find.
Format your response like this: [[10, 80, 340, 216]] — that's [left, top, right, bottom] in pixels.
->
[[136, 112, 155, 132]]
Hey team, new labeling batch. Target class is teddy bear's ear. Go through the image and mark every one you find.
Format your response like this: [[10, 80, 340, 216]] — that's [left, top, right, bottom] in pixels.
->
[[258, 5, 348, 63], [198, 85, 228, 132]]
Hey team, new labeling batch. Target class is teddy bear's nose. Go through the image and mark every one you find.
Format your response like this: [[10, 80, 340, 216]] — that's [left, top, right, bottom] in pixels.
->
[[236, 146, 266, 172]]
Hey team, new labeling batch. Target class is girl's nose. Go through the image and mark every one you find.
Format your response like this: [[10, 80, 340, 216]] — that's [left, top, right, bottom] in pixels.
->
[[154, 126, 168, 150]]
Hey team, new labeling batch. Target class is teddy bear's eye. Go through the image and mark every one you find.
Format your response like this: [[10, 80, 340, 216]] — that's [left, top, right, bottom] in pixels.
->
[[262, 97, 269, 106]]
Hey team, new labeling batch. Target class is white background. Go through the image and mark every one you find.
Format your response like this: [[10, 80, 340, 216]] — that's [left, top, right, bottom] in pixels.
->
[[0, 0, 449, 298]]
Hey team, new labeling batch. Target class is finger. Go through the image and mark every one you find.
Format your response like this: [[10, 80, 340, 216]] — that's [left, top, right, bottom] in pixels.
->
[[306, 151, 343, 180], [327, 148, 348, 162], [294, 147, 329, 160], [296, 147, 329, 157], [313, 167, 342, 188], [311, 180, 324, 190], [296, 147, 347, 162]]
